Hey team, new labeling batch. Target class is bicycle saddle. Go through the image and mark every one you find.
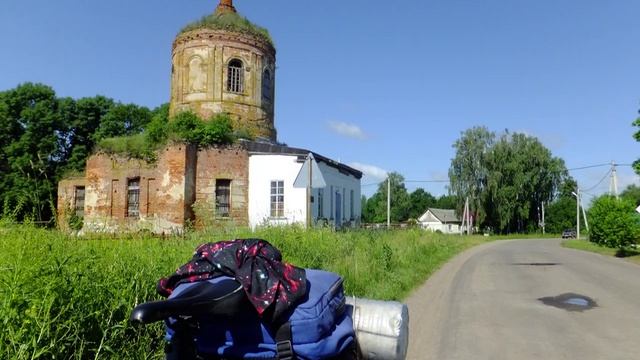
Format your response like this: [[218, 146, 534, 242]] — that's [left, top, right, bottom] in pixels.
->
[[130, 277, 249, 325]]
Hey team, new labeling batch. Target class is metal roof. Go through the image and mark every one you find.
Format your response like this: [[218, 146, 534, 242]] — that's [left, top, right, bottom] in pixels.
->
[[240, 139, 363, 179], [427, 208, 460, 223]]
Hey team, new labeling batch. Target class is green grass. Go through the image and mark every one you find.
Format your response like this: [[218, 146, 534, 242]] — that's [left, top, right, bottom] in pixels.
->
[[96, 133, 157, 162], [562, 239, 640, 265], [180, 11, 273, 46], [0, 225, 497, 359]]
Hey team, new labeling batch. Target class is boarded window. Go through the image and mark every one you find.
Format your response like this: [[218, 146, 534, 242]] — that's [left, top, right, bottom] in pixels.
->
[[215, 179, 231, 217], [350, 189, 354, 219], [317, 188, 324, 218], [262, 69, 272, 102], [227, 59, 244, 93], [270, 180, 284, 218], [74, 186, 85, 217], [127, 178, 140, 218]]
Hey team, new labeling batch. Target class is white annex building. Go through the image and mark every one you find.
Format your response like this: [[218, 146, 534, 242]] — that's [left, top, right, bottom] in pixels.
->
[[246, 141, 362, 229], [418, 208, 461, 234]]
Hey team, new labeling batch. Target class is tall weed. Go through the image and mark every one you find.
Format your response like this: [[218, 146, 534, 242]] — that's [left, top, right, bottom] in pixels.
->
[[0, 226, 489, 359]]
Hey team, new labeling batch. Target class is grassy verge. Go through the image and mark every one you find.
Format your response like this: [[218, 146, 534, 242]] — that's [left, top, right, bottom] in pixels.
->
[[0, 225, 502, 359], [562, 239, 640, 265]]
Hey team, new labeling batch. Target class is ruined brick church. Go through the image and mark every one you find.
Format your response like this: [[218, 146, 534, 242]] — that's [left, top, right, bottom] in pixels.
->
[[58, 0, 362, 233]]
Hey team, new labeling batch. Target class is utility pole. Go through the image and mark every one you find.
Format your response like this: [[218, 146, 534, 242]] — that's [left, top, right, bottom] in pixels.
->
[[577, 189, 580, 239], [460, 198, 467, 235], [542, 201, 546, 235], [581, 197, 589, 233], [467, 198, 471, 235], [461, 197, 470, 235], [387, 176, 391, 229], [610, 161, 619, 199], [306, 154, 312, 229]]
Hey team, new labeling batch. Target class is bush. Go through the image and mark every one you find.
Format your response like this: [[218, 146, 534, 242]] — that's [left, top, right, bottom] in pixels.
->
[[96, 111, 235, 161], [588, 196, 640, 249], [96, 133, 156, 161]]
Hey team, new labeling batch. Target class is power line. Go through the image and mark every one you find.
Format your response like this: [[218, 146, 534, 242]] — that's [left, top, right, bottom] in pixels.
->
[[568, 163, 610, 171], [582, 169, 612, 192]]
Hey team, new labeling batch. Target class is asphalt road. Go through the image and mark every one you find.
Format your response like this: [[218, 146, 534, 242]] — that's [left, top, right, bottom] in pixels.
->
[[406, 239, 640, 360]]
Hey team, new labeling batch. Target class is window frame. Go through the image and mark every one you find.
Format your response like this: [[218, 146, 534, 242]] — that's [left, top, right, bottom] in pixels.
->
[[74, 186, 85, 218], [126, 177, 141, 218], [270, 180, 285, 218], [227, 58, 244, 94], [215, 179, 232, 218]]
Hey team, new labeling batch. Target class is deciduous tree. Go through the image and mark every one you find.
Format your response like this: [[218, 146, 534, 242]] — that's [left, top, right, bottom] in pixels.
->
[[448, 126, 495, 226]]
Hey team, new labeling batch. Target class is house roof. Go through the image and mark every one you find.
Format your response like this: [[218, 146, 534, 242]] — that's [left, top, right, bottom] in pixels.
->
[[240, 139, 363, 179], [424, 208, 460, 223]]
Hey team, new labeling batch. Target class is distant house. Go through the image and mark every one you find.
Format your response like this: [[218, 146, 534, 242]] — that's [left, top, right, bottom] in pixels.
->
[[418, 208, 461, 234]]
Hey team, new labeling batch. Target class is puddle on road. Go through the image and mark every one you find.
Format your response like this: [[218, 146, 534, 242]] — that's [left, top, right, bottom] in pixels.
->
[[512, 262, 560, 266], [538, 293, 597, 312]]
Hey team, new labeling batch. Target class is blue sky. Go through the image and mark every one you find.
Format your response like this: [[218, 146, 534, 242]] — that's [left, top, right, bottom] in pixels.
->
[[1, 0, 639, 200]]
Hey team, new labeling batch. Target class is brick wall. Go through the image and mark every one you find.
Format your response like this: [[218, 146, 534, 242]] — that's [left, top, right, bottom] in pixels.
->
[[194, 145, 249, 228], [57, 177, 86, 232], [58, 143, 252, 233], [80, 144, 196, 234]]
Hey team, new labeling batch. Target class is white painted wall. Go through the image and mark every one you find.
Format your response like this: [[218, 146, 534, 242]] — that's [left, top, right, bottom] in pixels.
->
[[248, 154, 361, 229], [421, 222, 461, 234]]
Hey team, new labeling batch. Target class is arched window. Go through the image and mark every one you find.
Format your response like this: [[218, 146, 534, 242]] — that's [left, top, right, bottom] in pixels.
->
[[262, 69, 272, 102], [227, 59, 244, 94]]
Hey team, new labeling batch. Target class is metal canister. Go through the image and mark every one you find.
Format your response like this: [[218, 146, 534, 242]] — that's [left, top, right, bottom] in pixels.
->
[[345, 297, 409, 360]]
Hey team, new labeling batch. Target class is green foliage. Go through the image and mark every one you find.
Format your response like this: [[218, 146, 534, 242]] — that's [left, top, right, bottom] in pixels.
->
[[563, 239, 640, 263], [633, 110, 640, 175], [434, 194, 458, 209], [449, 126, 495, 225], [181, 10, 273, 46], [0, 225, 493, 359], [620, 184, 640, 206], [92, 103, 152, 141], [0, 83, 160, 222], [362, 172, 410, 223], [67, 211, 84, 231], [449, 128, 568, 233], [362, 177, 454, 224], [96, 111, 235, 161], [0, 83, 62, 222], [145, 103, 170, 145], [545, 197, 577, 234], [97, 133, 156, 161], [407, 188, 437, 219], [588, 196, 640, 249]]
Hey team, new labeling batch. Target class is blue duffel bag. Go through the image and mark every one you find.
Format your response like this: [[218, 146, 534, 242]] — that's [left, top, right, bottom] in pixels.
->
[[166, 269, 355, 359]]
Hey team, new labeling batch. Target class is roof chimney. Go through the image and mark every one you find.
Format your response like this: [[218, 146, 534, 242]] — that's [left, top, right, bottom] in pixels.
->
[[216, 0, 236, 14]]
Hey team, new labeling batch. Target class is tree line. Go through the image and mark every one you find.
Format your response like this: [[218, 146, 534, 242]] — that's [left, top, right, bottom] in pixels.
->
[[0, 83, 160, 222], [360, 172, 456, 224]]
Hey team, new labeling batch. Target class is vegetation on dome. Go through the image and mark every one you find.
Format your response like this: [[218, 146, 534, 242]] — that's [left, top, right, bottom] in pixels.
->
[[96, 111, 238, 162], [179, 11, 273, 46]]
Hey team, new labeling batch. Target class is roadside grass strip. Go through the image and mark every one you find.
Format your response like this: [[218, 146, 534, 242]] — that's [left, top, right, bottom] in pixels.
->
[[562, 239, 640, 265], [0, 225, 509, 359]]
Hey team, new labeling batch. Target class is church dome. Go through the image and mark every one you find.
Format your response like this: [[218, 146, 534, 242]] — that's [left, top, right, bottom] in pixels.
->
[[170, 0, 277, 141]]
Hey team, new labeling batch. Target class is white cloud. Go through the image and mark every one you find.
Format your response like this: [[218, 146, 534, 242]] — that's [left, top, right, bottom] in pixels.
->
[[349, 162, 388, 181], [328, 121, 367, 140], [513, 128, 566, 150]]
